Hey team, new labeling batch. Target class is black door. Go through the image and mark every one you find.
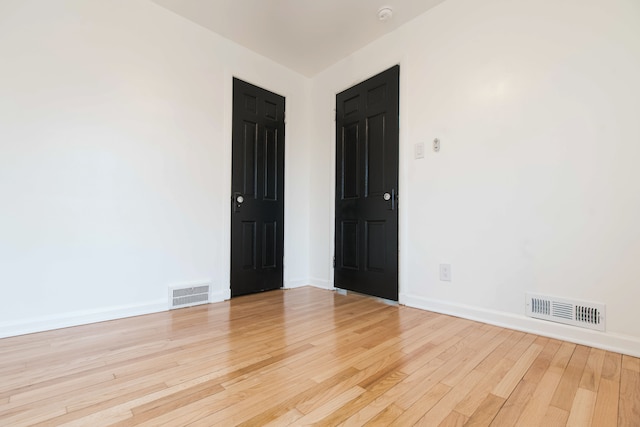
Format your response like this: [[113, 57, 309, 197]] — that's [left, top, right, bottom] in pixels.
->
[[334, 65, 399, 301], [231, 78, 285, 297]]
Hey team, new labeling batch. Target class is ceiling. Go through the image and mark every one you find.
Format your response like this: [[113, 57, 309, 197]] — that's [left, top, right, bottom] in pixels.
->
[[151, 0, 447, 77]]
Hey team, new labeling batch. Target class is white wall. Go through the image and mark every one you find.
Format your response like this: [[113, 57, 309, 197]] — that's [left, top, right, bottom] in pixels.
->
[[0, 0, 310, 336], [309, 0, 640, 355]]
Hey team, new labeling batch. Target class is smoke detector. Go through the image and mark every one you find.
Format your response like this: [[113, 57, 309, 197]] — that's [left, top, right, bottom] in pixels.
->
[[378, 6, 393, 21]]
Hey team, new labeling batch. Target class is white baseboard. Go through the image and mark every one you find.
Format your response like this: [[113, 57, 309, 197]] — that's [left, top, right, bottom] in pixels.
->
[[11, 289, 636, 358], [309, 278, 333, 290], [0, 299, 167, 339], [2, 285, 237, 339], [401, 293, 640, 358], [213, 288, 231, 301], [283, 279, 309, 289]]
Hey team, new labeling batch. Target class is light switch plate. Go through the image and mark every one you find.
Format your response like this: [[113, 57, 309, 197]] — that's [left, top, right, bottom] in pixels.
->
[[415, 142, 425, 159]]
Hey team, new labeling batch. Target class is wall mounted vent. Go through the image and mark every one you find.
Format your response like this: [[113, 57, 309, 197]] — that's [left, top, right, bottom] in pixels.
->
[[169, 284, 210, 309], [525, 293, 605, 332]]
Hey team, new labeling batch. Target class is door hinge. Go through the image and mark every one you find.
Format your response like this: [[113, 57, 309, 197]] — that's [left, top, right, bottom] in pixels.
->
[[333, 256, 336, 268]]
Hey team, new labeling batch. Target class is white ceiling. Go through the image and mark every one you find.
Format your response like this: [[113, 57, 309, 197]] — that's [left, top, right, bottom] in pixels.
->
[[151, 0, 447, 77]]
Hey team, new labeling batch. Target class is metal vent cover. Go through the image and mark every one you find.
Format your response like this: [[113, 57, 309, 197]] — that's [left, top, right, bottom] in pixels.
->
[[169, 284, 210, 309], [526, 293, 605, 332]]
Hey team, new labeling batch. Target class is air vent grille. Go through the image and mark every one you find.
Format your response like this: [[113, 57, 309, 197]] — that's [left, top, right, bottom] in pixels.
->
[[169, 284, 210, 309], [531, 298, 550, 316], [553, 302, 573, 320], [576, 305, 602, 326], [526, 293, 605, 332]]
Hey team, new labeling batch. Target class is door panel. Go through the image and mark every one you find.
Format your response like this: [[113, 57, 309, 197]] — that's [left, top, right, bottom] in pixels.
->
[[335, 66, 399, 301], [341, 220, 359, 269], [231, 78, 285, 297], [366, 113, 386, 196], [242, 121, 257, 197]]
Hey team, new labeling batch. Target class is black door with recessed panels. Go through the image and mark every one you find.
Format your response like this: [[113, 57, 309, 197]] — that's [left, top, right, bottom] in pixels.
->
[[334, 66, 399, 301], [230, 78, 285, 297]]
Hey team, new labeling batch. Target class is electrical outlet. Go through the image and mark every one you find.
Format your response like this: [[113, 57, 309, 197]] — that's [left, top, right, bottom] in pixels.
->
[[439, 264, 451, 282]]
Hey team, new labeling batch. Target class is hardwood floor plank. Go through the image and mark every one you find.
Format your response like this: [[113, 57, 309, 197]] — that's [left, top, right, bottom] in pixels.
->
[[64, 368, 174, 413], [8, 370, 116, 406], [474, 331, 524, 373], [490, 338, 562, 425], [127, 381, 225, 423], [390, 325, 503, 415], [262, 408, 304, 427], [337, 358, 447, 426], [362, 403, 404, 426], [591, 351, 622, 426], [566, 387, 597, 427], [549, 344, 591, 411], [453, 331, 532, 417], [388, 382, 451, 426], [198, 376, 320, 426], [318, 370, 407, 426], [591, 378, 620, 426], [396, 327, 470, 375], [0, 404, 67, 426], [465, 393, 505, 426], [440, 327, 508, 387], [235, 367, 361, 426], [396, 315, 469, 354], [33, 384, 167, 426], [579, 347, 606, 392], [601, 351, 623, 381], [619, 366, 640, 426], [522, 338, 560, 383], [491, 341, 543, 398], [289, 385, 366, 426], [0, 287, 635, 427], [510, 341, 575, 426], [437, 410, 468, 426], [491, 379, 538, 426], [542, 405, 570, 426], [622, 354, 640, 373], [417, 370, 485, 426], [136, 362, 320, 422], [454, 358, 512, 418], [295, 359, 400, 415]]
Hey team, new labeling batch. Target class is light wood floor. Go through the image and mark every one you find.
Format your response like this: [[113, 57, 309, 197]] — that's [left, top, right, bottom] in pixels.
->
[[0, 287, 638, 426]]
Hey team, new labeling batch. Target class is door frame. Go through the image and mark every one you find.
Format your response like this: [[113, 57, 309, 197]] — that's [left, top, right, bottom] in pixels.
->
[[329, 61, 409, 302]]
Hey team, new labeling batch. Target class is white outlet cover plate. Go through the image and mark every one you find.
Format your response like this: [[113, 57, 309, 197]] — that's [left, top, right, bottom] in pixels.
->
[[439, 264, 451, 281]]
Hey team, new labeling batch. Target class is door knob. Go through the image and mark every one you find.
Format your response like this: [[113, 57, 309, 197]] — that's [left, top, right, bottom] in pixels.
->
[[384, 189, 396, 210], [233, 192, 244, 213]]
